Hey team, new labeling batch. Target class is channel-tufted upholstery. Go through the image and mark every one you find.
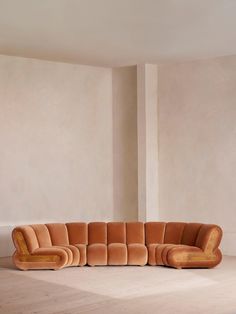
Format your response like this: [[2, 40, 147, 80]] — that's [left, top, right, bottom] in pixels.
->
[[87, 222, 107, 266], [107, 222, 127, 265], [12, 221, 223, 270]]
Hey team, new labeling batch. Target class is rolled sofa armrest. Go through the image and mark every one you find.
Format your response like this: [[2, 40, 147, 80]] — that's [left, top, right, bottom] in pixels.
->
[[166, 245, 222, 269], [13, 247, 69, 270], [12, 227, 38, 255], [195, 224, 223, 254]]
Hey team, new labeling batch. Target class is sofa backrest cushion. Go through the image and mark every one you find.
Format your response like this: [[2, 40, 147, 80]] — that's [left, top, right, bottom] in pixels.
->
[[145, 222, 166, 245], [12, 221, 223, 258], [126, 222, 145, 244], [31, 224, 52, 247], [107, 222, 126, 244], [46, 223, 69, 246], [88, 222, 107, 244], [66, 222, 88, 245], [181, 223, 202, 246], [164, 222, 186, 244]]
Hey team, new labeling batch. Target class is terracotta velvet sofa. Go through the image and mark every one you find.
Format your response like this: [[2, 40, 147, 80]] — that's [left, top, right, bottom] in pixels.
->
[[12, 222, 222, 270]]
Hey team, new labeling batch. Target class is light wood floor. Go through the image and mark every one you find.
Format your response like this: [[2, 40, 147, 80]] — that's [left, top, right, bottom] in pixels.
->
[[1, 256, 236, 314]]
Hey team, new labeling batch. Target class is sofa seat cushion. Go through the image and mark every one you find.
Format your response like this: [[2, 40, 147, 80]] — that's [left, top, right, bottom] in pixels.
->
[[87, 244, 107, 266], [155, 244, 189, 266], [147, 244, 159, 265], [61, 245, 80, 266], [108, 243, 127, 265], [155, 244, 216, 268], [156, 244, 175, 265], [74, 244, 87, 266], [53, 245, 79, 266], [127, 244, 147, 266], [161, 244, 191, 266]]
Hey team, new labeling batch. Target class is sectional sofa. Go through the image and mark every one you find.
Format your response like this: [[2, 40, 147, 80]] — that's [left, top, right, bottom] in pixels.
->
[[12, 222, 223, 270]]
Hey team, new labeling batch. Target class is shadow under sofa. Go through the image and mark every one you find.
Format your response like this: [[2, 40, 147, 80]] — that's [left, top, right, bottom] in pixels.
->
[[12, 221, 223, 270]]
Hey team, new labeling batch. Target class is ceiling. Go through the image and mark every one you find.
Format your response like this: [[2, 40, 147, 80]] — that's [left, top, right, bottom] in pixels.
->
[[0, 0, 236, 67]]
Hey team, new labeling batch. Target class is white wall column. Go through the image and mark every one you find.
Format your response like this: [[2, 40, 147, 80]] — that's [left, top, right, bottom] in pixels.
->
[[137, 64, 159, 221]]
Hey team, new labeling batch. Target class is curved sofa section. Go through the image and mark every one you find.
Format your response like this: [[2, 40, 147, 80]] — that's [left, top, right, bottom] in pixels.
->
[[12, 221, 223, 270]]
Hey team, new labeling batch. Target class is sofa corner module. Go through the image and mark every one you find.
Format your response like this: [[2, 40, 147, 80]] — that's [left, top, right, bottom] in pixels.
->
[[11, 226, 70, 270]]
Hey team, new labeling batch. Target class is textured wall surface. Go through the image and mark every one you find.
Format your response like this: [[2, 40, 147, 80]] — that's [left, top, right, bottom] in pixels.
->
[[112, 66, 138, 220], [158, 55, 236, 255], [0, 55, 113, 237]]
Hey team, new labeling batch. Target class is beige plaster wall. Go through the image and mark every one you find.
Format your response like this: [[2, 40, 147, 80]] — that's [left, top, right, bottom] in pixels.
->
[[112, 66, 138, 220], [158, 55, 236, 255], [0, 55, 141, 257], [0, 54, 113, 233]]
